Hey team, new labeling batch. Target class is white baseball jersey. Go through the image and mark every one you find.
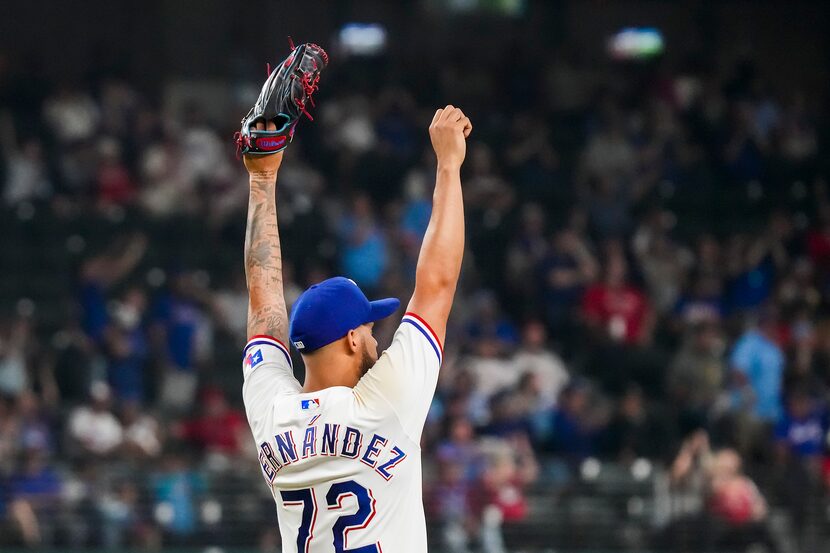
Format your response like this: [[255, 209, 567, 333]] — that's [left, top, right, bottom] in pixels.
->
[[242, 312, 442, 553]]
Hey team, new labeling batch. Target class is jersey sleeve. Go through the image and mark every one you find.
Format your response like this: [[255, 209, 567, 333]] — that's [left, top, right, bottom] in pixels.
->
[[241, 335, 300, 428], [354, 312, 443, 443]]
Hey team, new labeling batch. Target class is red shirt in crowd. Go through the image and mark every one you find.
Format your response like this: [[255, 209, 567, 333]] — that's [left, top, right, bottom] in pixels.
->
[[179, 410, 246, 454], [469, 477, 528, 522], [179, 388, 246, 455], [582, 283, 650, 345], [97, 163, 136, 205], [807, 229, 830, 273]]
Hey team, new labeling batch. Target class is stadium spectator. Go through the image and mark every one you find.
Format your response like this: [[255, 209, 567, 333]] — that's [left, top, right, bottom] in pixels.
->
[[672, 274, 725, 328], [480, 390, 533, 441], [0, 133, 52, 206], [428, 458, 477, 553], [174, 386, 247, 459], [511, 371, 554, 443], [729, 311, 786, 423], [95, 137, 136, 207], [179, 103, 233, 187], [104, 287, 149, 403], [504, 203, 549, 305], [662, 434, 781, 552], [15, 391, 54, 457], [724, 231, 786, 314], [667, 322, 726, 424], [504, 114, 564, 204], [536, 226, 598, 335], [706, 449, 780, 552], [68, 382, 124, 457], [470, 436, 539, 553], [547, 380, 603, 462], [150, 450, 205, 543], [121, 400, 163, 459], [659, 430, 712, 549], [0, 396, 18, 473], [6, 448, 62, 547], [138, 136, 192, 218], [42, 85, 100, 144], [631, 209, 693, 315], [475, 436, 538, 522], [78, 232, 147, 344], [210, 269, 250, 344], [463, 290, 519, 356], [0, 316, 30, 397], [98, 480, 144, 548], [580, 106, 637, 186], [436, 367, 490, 429], [151, 271, 212, 410], [459, 299, 521, 400], [437, 417, 483, 482], [774, 387, 827, 471], [602, 385, 673, 463], [511, 320, 570, 408], [337, 193, 389, 293], [399, 160, 435, 276], [581, 244, 652, 346]]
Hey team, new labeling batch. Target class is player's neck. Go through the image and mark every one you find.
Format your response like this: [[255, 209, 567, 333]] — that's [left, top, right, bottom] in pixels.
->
[[301, 351, 361, 393]]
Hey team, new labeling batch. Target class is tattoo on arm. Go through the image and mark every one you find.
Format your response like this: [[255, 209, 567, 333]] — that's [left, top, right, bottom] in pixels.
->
[[245, 171, 289, 343]]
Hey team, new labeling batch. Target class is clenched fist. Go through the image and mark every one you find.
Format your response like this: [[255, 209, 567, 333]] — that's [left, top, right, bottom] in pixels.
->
[[429, 105, 473, 170]]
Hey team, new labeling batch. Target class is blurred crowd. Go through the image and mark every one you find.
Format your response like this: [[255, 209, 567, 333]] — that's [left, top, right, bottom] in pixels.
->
[[1, 38, 830, 552]]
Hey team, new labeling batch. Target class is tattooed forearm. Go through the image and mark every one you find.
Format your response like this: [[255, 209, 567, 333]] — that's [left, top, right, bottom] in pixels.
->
[[244, 171, 289, 343]]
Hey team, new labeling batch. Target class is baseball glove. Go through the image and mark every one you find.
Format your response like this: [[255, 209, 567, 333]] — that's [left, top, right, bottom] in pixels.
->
[[234, 40, 328, 156]]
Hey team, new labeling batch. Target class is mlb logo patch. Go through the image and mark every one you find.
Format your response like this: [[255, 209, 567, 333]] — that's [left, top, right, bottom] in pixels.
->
[[301, 398, 320, 410], [246, 349, 264, 368]]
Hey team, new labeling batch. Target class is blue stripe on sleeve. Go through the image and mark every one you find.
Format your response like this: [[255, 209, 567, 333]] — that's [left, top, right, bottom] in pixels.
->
[[402, 319, 442, 363], [244, 340, 292, 368]]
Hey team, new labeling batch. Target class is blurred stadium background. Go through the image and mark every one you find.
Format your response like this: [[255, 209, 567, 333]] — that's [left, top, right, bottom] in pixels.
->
[[1, 0, 830, 551]]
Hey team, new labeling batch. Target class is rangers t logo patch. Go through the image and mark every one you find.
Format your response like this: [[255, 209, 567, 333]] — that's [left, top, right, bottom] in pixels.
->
[[246, 349, 264, 368]]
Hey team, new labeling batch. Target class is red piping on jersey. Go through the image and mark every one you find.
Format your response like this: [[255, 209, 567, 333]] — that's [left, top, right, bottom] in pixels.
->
[[344, 488, 378, 548], [308, 488, 317, 553], [248, 334, 290, 352], [403, 312, 443, 354]]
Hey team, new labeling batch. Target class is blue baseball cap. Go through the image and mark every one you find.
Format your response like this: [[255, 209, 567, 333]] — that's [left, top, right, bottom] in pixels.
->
[[289, 277, 400, 352]]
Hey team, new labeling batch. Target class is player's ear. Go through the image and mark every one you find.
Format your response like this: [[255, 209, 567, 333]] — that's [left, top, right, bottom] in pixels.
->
[[346, 328, 360, 354]]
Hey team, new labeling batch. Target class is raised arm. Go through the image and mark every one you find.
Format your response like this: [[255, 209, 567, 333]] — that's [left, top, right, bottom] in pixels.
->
[[406, 106, 472, 345], [243, 121, 289, 343]]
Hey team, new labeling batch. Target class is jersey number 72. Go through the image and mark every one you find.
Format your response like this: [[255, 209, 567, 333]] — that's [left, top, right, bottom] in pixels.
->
[[280, 479, 380, 553]]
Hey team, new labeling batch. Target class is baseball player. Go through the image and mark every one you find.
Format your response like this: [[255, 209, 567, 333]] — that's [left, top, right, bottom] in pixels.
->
[[236, 42, 471, 552]]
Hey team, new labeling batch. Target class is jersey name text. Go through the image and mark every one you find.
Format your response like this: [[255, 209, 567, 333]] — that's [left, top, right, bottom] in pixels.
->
[[257, 423, 408, 483]]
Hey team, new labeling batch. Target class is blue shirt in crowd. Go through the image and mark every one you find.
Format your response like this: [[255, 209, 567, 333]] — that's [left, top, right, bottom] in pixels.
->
[[80, 281, 109, 343], [727, 257, 775, 313], [152, 294, 200, 371], [151, 469, 204, 535], [730, 329, 784, 421], [339, 218, 388, 291], [774, 409, 827, 457], [108, 327, 148, 402]]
